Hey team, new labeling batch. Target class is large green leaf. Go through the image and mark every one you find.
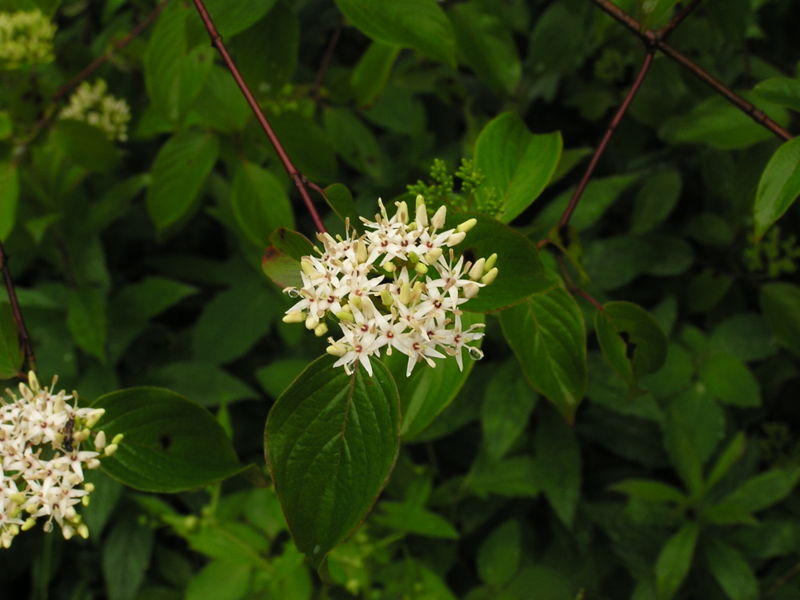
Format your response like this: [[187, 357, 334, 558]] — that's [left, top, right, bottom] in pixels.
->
[[660, 95, 788, 150], [477, 519, 521, 586], [67, 288, 107, 362], [350, 41, 400, 107], [754, 77, 800, 112], [93, 387, 245, 492], [455, 214, 553, 312], [480, 360, 538, 460], [335, 0, 456, 65], [102, 518, 155, 600], [473, 112, 562, 223], [231, 162, 295, 246], [265, 355, 400, 567], [753, 137, 800, 240], [655, 522, 698, 600], [500, 287, 587, 422], [0, 161, 18, 241], [760, 282, 800, 358], [146, 129, 219, 230], [704, 538, 758, 600], [0, 302, 23, 379], [201, 0, 277, 37], [143, 2, 213, 122], [385, 312, 483, 439], [535, 405, 582, 526], [449, 1, 520, 96], [699, 354, 760, 407], [595, 301, 668, 385]]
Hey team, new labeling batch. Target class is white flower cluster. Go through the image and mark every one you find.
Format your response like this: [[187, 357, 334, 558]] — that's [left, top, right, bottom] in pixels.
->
[[0, 10, 55, 70], [60, 79, 131, 142], [0, 373, 121, 548], [282, 197, 497, 377]]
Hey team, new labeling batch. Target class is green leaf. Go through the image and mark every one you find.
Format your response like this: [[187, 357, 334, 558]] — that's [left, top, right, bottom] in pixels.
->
[[760, 282, 800, 358], [231, 162, 295, 246], [265, 355, 400, 567], [705, 433, 746, 491], [660, 95, 789, 150], [704, 538, 758, 600], [82, 471, 123, 538], [93, 387, 245, 492], [187, 66, 251, 133], [0, 302, 23, 379], [0, 161, 18, 240], [373, 501, 458, 539], [754, 137, 800, 240], [638, 0, 680, 30], [102, 518, 155, 600], [467, 455, 541, 498], [449, 1, 521, 96], [535, 405, 581, 526], [270, 113, 337, 182], [335, 0, 456, 66], [710, 313, 775, 363], [50, 119, 119, 172], [324, 107, 385, 180], [477, 519, 521, 586], [631, 169, 682, 234], [500, 287, 587, 422], [261, 247, 302, 289], [473, 112, 562, 223], [192, 280, 277, 364], [456, 214, 553, 312], [67, 288, 107, 362], [269, 228, 315, 261], [655, 522, 698, 600], [148, 362, 258, 407], [350, 41, 400, 107], [200, 0, 277, 37], [481, 360, 538, 460], [754, 77, 800, 112], [595, 301, 668, 385], [144, 3, 213, 122], [146, 129, 219, 230], [185, 561, 252, 600], [256, 358, 307, 398], [229, 2, 299, 91], [537, 175, 638, 232], [322, 183, 359, 225], [713, 468, 800, 515], [610, 479, 686, 504], [663, 389, 724, 494], [385, 313, 483, 439], [700, 354, 760, 407]]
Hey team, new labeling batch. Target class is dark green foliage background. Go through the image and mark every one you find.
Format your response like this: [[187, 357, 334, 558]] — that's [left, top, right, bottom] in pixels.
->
[[1, 0, 800, 598]]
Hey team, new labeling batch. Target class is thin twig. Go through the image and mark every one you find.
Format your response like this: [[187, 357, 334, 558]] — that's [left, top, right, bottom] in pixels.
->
[[52, 0, 171, 102], [556, 255, 604, 311], [0, 244, 36, 375], [589, 0, 793, 141], [558, 51, 655, 229], [312, 20, 342, 102], [658, 0, 703, 38], [762, 560, 800, 599], [191, 0, 327, 233]]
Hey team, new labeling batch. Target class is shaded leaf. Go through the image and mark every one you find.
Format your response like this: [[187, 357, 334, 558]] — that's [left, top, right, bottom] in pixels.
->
[[754, 137, 800, 240], [655, 522, 698, 600]]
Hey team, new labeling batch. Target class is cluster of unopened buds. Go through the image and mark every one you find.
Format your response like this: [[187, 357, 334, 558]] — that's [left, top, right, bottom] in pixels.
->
[[60, 79, 131, 142], [282, 196, 497, 377], [0, 373, 121, 548], [0, 9, 55, 70]]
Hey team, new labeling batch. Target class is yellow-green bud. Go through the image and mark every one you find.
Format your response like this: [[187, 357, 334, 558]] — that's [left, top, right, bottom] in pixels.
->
[[415, 262, 428, 275], [468, 258, 485, 280], [415, 200, 428, 227], [432, 205, 447, 229], [446, 231, 466, 247], [384, 261, 397, 273], [282, 310, 305, 324], [380, 290, 393, 307], [305, 315, 319, 330], [484, 253, 498, 271], [425, 248, 443, 263], [457, 218, 477, 233], [481, 267, 498, 285], [336, 310, 354, 322], [399, 282, 411, 305], [314, 323, 328, 337], [327, 343, 347, 357], [301, 258, 316, 276]]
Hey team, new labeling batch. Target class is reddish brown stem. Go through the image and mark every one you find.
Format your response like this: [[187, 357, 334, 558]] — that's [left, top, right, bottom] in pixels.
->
[[572, 286, 605, 311], [658, 0, 703, 38], [558, 51, 654, 229], [191, 0, 327, 233], [52, 0, 171, 102], [0, 244, 36, 375], [312, 21, 342, 102], [589, 0, 793, 141]]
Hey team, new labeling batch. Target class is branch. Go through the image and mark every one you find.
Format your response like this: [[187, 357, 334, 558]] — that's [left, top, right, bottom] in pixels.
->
[[52, 0, 171, 102], [191, 0, 327, 233], [658, 0, 703, 38], [558, 51, 655, 229], [589, 0, 793, 141], [0, 244, 36, 375], [312, 20, 342, 102]]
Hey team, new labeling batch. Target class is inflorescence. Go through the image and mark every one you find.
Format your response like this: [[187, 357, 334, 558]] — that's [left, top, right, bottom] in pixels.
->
[[60, 79, 131, 142], [0, 10, 55, 70], [0, 373, 121, 548], [282, 196, 497, 377]]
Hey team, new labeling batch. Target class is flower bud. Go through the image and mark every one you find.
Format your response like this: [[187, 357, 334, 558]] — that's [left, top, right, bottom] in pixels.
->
[[481, 267, 498, 285], [446, 231, 466, 247], [314, 323, 329, 337], [484, 253, 497, 271], [432, 205, 447, 229], [305, 315, 319, 330], [468, 258, 485, 280], [395, 201, 409, 224], [425, 248, 443, 263], [457, 218, 477, 233], [326, 343, 347, 357], [415, 262, 428, 275]]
